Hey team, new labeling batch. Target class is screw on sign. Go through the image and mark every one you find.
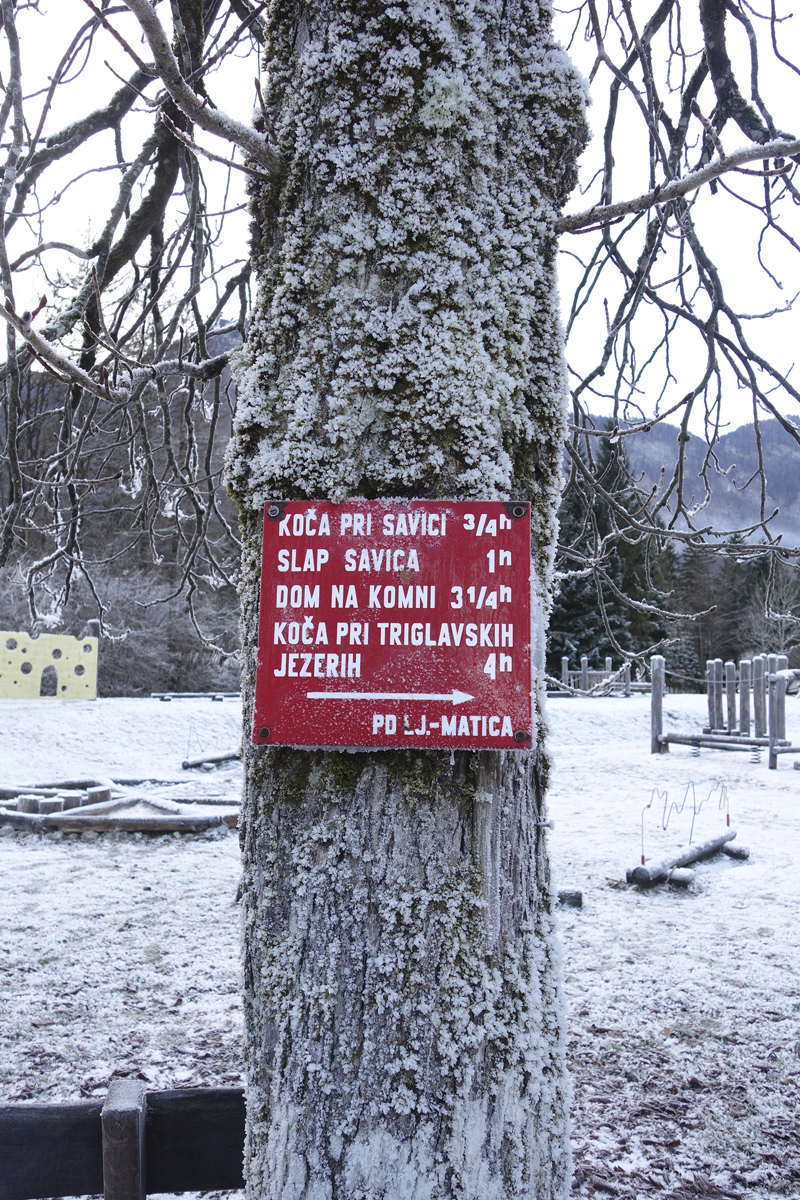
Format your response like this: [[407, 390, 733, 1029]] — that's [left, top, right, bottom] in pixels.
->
[[253, 500, 533, 749]]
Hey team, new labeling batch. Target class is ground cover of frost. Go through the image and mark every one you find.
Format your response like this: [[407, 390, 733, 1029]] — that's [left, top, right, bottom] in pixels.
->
[[547, 693, 800, 1199], [0, 693, 798, 1198]]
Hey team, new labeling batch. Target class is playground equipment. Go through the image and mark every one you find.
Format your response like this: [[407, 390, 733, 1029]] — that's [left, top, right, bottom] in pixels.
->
[[0, 631, 98, 699], [650, 653, 798, 768]]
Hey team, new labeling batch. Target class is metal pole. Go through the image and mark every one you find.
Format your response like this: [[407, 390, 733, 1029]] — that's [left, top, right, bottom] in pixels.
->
[[739, 659, 751, 737]]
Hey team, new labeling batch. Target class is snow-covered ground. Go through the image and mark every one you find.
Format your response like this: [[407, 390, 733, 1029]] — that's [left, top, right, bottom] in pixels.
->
[[548, 693, 800, 1199], [1, 693, 798, 1197]]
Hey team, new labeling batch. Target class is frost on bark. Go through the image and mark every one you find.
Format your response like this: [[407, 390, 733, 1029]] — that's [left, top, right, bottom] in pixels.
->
[[226, 1, 586, 1196]]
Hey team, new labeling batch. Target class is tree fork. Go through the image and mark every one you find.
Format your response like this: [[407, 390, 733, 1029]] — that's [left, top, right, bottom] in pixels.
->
[[228, 2, 587, 1194]]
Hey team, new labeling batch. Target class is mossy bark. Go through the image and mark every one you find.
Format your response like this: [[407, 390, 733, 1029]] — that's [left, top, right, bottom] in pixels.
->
[[228, 1, 586, 1195]]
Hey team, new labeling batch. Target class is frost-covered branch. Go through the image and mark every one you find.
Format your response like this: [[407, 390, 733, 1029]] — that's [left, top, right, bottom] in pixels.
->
[[121, 0, 279, 173], [557, 136, 800, 234]]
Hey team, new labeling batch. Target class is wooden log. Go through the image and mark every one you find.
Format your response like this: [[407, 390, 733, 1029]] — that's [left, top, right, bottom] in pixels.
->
[[713, 658, 724, 731], [32, 779, 103, 790], [0, 811, 43, 832], [768, 674, 784, 769], [15, 796, 40, 814], [777, 655, 788, 740], [706, 659, 714, 729], [102, 1080, 146, 1200], [0, 787, 51, 800], [48, 812, 235, 833], [739, 659, 751, 737], [725, 660, 737, 733], [0, 1100, 103, 1200], [754, 655, 766, 738], [150, 691, 240, 701], [665, 867, 695, 887], [722, 843, 750, 860], [86, 785, 112, 805], [651, 654, 666, 753], [37, 797, 64, 814], [181, 751, 240, 770], [626, 829, 737, 886], [661, 734, 766, 752]]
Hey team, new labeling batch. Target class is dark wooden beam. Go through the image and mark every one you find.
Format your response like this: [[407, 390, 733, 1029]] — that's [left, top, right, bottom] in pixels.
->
[[0, 1087, 245, 1200]]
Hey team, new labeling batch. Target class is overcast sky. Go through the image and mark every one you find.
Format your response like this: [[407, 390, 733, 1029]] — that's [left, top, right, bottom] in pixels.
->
[[10, 1, 800, 438]]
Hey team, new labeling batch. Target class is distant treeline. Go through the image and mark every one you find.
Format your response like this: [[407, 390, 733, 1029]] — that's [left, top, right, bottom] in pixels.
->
[[547, 424, 800, 690]]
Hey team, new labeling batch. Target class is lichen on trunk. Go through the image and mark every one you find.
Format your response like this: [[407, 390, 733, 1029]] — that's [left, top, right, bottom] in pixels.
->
[[226, 0, 586, 1195]]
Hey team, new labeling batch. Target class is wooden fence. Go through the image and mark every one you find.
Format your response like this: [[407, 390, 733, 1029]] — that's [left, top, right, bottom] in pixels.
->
[[0, 1083, 245, 1200], [556, 655, 651, 695], [650, 653, 797, 768]]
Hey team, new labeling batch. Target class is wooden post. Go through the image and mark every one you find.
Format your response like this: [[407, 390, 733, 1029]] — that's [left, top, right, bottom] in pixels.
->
[[561, 656, 569, 689], [624, 662, 631, 697], [651, 655, 667, 753], [753, 655, 766, 738], [768, 653, 778, 679], [768, 673, 780, 769], [725, 660, 737, 733], [714, 658, 724, 731], [706, 660, 715, 729], [102, 1080, 146, 1200], [739, 659, 751, 736], [605, 656, 612, 675], [777, 655, 788, 740], [581, 655, 589, 692]]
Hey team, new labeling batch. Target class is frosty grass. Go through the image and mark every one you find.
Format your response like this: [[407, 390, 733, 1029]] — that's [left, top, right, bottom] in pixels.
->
[[1, 693, 798, 1197]]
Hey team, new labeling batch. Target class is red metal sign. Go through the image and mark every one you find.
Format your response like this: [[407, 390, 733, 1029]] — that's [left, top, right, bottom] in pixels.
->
[[252, 500, 532, 749]]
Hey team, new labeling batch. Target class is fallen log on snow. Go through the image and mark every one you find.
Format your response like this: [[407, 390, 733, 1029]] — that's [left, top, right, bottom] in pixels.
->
[[722, 843, 750, 860], [182, 751, 241, 770], [626, 829, 738, 886]]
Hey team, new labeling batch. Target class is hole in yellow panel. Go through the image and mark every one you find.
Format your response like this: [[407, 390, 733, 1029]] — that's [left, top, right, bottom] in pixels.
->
[[40, 665, 58, 696]]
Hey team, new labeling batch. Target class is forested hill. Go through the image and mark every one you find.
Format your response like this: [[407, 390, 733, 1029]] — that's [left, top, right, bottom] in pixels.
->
[[621, 417, 800, 546]]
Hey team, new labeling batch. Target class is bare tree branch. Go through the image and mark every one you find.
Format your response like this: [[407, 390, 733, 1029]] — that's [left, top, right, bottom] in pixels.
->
[[122, 0, 280, 172], [557, 136, 800, 234]]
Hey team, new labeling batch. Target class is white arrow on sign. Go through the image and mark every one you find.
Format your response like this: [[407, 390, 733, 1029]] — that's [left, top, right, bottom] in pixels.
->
[[306, 689, 474, 705]]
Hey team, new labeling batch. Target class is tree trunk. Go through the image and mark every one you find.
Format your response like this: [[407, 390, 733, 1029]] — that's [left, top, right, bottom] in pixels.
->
[[227, 2, 586, 1195]]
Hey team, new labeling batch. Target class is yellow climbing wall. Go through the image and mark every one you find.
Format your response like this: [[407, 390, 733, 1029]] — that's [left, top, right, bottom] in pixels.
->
[[0, 632, 98, 699]]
